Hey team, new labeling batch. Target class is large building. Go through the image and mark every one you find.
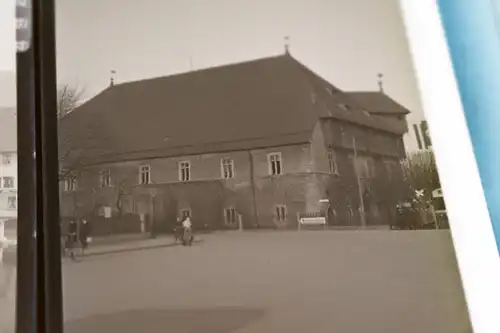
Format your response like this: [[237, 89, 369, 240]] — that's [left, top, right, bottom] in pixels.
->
[[0, 109, 17, 222], [59, 53, 410, 232]]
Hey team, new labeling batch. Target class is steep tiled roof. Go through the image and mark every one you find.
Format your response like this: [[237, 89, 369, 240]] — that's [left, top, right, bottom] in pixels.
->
[[0, 108, 17, 152], [59, 54, 409, 166], [345, 92, 410, 115]]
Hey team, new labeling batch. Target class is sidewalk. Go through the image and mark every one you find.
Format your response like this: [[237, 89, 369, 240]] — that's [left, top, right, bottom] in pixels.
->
[[78, 234, 203, 258], [88, 233, 151, 247]]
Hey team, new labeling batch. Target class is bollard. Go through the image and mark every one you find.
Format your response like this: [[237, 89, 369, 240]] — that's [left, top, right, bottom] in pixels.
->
[[238, 214, 243, 231]]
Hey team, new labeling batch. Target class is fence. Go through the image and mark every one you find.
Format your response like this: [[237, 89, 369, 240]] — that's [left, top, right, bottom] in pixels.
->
[[418, 207, 449, 229]]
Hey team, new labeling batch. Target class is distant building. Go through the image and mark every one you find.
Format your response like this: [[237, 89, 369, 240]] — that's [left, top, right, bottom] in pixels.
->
[[59, 53, 411, 231], [0, 109, 17, 220]]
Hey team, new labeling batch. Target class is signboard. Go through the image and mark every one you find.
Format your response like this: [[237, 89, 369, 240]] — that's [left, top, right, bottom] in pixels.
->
[[299, 217, 326, 225]]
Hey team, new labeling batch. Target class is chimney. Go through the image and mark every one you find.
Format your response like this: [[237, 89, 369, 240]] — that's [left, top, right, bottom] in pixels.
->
[[420, 120, 432, 148], [413, 124, 423, 150]]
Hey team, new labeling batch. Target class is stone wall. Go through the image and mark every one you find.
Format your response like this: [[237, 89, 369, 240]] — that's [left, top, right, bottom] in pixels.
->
[[60, 119, 409, 230]]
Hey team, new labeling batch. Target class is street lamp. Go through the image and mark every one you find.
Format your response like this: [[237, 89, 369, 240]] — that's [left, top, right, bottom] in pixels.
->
[[319, 199, 330, 228]]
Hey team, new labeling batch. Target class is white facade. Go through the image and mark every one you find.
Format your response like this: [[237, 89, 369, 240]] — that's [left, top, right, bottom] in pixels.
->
[[0, 151, 17, 220]]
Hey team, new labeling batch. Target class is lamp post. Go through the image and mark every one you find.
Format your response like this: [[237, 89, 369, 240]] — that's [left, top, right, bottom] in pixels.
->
[[319, 199, 330, 228]]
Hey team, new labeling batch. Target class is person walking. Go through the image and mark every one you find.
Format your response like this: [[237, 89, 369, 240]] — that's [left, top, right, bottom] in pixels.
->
[[79, 219, 92, 255], [181, 215, 193, 246], [66, 219, 78, 260]]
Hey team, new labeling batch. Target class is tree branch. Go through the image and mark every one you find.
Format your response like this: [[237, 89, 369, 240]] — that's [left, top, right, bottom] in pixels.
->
[[57, 83, 85, 119]]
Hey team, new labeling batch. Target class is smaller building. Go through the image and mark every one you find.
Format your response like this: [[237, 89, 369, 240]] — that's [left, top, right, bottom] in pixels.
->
[[0, 109, 17, 244]]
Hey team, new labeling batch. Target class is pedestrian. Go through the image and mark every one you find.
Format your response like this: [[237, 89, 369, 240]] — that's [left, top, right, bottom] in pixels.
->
[[79, 219, 91, 255], [67, 219, 78, 259], [60, 220, 65, 257], [181, 215, 193, 246], [174, 217, 183, 243]]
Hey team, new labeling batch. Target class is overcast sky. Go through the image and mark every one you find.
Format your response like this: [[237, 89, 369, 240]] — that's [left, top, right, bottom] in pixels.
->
[[0, 0, 424, 151]]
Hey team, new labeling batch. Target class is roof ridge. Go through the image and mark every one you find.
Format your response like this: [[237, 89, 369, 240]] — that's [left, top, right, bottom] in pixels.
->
[[109, 53, 289, 90]]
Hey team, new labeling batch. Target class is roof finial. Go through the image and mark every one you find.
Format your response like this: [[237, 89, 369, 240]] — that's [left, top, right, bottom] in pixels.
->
[[377, 73, 384, 93], [110, 70, 116, 87], [284, 36, 290, 54]]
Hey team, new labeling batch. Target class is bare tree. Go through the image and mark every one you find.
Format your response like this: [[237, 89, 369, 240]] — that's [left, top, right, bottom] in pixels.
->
[[57, 83, 113, 221], [401, 150, 441, 201], [57, 83, 86, 180], [57, 83, 85, 119], [57, 83, 114, 180]]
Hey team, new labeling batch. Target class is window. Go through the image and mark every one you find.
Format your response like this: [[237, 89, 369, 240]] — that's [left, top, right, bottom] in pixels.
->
[[100, 169, 112, 187], [275, 205, 287, 222], [7, 196, 16, 209], [324, 86, 335, 95], [221, 158, 234, 179], [139, 165, 151, 185], [64, 176, 77, 191], [224, 208, 237, 225], [2, 154, 12, 165], [268, 153, 282, 176], [328, 152, 339, 175], [3, 177, 14, 189], [180, 209, 191, 220], [178, 161, 191, 182]]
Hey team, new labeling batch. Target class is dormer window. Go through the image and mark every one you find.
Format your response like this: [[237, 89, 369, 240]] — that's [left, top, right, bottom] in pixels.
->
[[339, 104, 351, 112]]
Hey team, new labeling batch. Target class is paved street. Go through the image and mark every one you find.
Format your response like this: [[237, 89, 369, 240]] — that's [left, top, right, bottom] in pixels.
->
[[60, 230, 471, 333], [0, 247, 16, 333]]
